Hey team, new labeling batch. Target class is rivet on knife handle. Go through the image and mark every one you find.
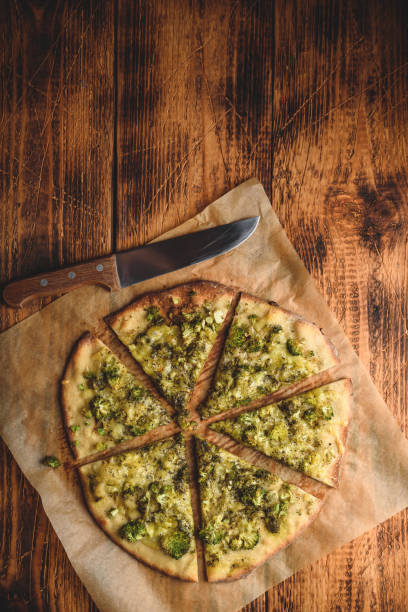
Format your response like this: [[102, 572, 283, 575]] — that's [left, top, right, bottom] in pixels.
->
[[2, 255, 120, 308]]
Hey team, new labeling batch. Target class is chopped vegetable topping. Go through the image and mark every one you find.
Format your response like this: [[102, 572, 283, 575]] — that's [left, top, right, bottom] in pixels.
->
[[76, 346, 170, 454], [203, 299, 330, 417], [160, 530, 191, 559], [120, 520, 146, 542], [42, 456, 61, 469], [83, 435, 195, 561], [210, 382, 344, 485], [114, 295, 231, 417]]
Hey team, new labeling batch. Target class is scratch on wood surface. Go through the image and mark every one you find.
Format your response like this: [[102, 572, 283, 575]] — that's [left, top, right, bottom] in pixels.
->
[[278, 37, 365, 134], [0, 3, 83, 133], [225, 96, 256, 152], [305, 60, 408, 132], [38, 10, 98, 141], [198, 36, 231, 186], [21, 139, 50, 266], [296, 138, 311, 206], [0, 167, 102, 222], [156, 36, 213, 92], [27, 495, 40, 603], [143, 107, 233, 217]]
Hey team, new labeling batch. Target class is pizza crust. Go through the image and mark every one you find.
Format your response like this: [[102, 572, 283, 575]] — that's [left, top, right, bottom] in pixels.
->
[[205, 499, 322, 581], [107, 280, 237, 338], [59, 282, 353, 583], [61, 332, 170, 459], [61, 332, 101, 460], [239, 292, 340, 370], [323, 378, 353, 487], [106, 281, 237, 414], [78, 467, 198, 581]]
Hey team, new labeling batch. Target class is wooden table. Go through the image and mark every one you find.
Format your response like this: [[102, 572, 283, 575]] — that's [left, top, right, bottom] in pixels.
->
[[1, 1, 407, 610]]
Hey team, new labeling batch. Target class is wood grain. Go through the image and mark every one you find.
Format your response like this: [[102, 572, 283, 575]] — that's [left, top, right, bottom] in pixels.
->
[[3, 255, 120, 307], [1, 0, 408, 610], [0, 0, 113, 609]]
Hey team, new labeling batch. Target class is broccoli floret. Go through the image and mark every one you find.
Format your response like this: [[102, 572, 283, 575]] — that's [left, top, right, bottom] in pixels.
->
[[286, 338, 302, 356], [227, 325, 247, 348], [270, 498, 290, 518], [122, 484, 141, 498], [269, 422, 288, 441], [42, 455, 61, 469], [119, 520, 146, 542], [238, 412, 255, 427], [128, 426, 146, 437], [181, 322, 196, 345], [102, 361, 121, 388], [89, 394, 112, 421], [145, 306, 165, 324], [199, 523, 225, 545], [160, 530, 191, 559], [303, 408, 318, 427], [237, 484, 267, 507], [246, 338, 262, 353], [228, 530, 260, 551], [264, 514, 280, 533], [128, 386, 146, 401], [83, 368, 106, 390]]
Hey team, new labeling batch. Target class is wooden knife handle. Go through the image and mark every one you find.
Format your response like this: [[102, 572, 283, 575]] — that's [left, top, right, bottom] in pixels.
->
[[2, 255, 121, 308]]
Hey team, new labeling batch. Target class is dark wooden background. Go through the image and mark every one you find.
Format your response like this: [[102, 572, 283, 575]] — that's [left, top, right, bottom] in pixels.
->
[[1, 0, 407, 610]]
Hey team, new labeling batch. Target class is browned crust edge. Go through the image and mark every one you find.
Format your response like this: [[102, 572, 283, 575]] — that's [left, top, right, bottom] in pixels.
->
[[208, 498, 324, 582], [238, 291, 340, 364], [194, 436, 323, 582], [324, 377, 353, 487], [61, 331, 95, 461], [77, 467, 198, 582], [106, 280, 238, 328], [60, 283, 353, 583], [208, 377, 353, 488]]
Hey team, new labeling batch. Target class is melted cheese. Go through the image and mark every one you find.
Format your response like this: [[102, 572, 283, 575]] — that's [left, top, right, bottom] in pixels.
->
[[68, 344, 170, 455], [81, 435, 195, 558], [111, 295, 232, 423], [211, 380, 351, 486], [195, 438, 319, 580], [202, 297, 338, 417]]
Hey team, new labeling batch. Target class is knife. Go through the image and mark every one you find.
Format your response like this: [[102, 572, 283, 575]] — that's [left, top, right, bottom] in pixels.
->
[[3, 217, 259, 308]]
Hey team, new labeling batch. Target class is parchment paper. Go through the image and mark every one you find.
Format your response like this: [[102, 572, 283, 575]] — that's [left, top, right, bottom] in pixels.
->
[[1, 178, 408, 612]]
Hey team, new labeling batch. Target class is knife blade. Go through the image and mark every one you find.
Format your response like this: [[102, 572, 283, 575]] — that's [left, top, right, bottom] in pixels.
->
[[3, 217, 259, 308]]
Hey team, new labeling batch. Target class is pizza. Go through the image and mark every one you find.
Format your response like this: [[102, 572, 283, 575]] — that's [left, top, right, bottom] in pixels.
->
[[202, 293, 339, 417], [107, 281, 236, 427], [61, 333, 170, 459], [79, 434, 198, 581], [210, 379, 352, 486], [195, 437, 321, 581], [58, 281, 352, 582]]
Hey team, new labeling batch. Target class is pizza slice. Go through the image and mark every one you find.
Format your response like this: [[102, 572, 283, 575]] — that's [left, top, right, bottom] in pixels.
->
[[61, 333, 171, 459], [202, 293, 339, 417], [195, 437, 321, 581], [79, 434, 198, 581], [211, 379, 352, 486], [107, 281, 236, 427]]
